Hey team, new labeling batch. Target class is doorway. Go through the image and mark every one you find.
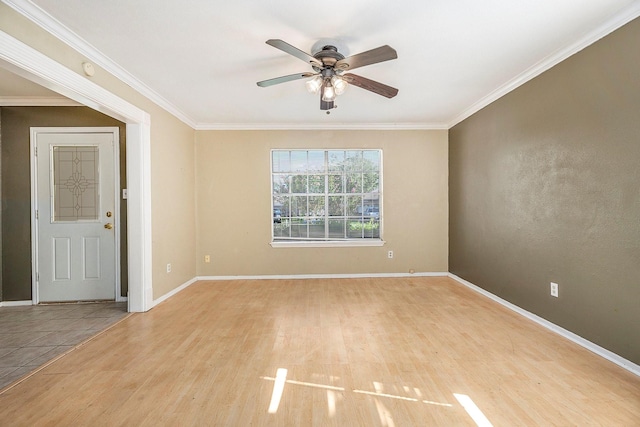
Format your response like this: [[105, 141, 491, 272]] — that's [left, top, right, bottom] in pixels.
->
[[32, 128, 120, 303], [1, 28, 152, 311]]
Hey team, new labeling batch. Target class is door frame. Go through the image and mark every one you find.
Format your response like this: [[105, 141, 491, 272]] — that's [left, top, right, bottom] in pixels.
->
[[0, 30, 152, 312], [30, 127, 122, 304]]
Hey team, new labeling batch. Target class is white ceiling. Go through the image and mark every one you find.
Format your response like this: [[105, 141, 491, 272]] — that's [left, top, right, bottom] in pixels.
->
[[5, 0, 640, 128]]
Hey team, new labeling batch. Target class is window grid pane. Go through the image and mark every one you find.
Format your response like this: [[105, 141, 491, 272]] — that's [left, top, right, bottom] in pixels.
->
[[272, 149, 382, 241]]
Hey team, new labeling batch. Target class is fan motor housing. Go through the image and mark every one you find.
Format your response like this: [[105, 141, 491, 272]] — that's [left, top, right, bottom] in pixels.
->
[[312, 45, 345, 70]]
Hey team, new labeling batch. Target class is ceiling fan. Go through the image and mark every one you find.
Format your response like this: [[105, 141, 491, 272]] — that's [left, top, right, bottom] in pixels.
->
[[257, 39, 398, 111]]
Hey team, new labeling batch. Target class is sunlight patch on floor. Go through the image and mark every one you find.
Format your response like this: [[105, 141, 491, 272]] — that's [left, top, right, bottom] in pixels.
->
[[327, 389, 337, 417], [454, 393, 494, 427], [262, 369, 494, 426], [267, 368, 288, 414], [262, 370, 460, 420]]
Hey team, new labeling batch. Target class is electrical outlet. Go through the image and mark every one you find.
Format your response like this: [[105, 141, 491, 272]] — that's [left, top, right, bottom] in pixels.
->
[[167, 263, 172, 273], [388, 250, 394, 259], [550, 282, 559, 297], [204, 255, 210, 263]]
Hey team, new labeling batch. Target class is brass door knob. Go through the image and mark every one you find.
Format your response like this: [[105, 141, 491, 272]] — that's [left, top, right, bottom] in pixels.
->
[[104, 223, 113, 229]]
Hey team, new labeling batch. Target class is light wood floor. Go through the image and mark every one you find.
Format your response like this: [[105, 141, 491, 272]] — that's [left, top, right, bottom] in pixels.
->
[[1, 277, 638, 426]]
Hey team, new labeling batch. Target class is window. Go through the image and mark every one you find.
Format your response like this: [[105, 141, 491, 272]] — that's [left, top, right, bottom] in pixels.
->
[[272, 149, 382, 244]]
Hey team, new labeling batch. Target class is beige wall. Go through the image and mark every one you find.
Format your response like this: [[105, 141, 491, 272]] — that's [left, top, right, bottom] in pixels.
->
[[151, 120, 196, 298], [195, 130, 448, 276], [0, 4, 197, 301], [1, 3, 447, 298]]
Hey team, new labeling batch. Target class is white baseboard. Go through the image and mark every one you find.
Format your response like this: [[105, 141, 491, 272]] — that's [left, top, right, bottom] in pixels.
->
[[0, 300, 33, 307], [150, 277, 198, 309], [448, 273, 640, 377], [196, 272, 449, 281]]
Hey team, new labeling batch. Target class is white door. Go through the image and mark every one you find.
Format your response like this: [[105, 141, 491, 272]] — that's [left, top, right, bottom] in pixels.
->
[[35, 130, 118, 302]]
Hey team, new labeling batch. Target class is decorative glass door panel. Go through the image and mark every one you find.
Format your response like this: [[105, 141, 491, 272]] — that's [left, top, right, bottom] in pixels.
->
[[52, 146, 100, 222]]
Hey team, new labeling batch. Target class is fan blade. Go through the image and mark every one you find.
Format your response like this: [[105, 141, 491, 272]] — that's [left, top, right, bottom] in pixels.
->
[[342, 73, 398, 98], [335, 45, 397, 71], [257, 72, 315, 87], [266, 39, 323, 67]]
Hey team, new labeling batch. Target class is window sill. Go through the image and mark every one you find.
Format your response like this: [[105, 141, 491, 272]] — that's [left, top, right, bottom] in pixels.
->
[[270, 240, 385, 248]]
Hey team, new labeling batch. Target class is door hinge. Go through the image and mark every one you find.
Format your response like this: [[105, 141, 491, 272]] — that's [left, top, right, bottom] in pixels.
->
[[35, 209, 38, 219], [36, 272, 39, 282], [34, 146, 37, 156]]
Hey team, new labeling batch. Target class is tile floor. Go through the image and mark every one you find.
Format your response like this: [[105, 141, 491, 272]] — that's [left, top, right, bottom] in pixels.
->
[[0, 301, 128, 390]]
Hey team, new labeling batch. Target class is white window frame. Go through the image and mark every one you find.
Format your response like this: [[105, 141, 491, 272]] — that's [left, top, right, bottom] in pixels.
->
[[270, 149, 385, 248]]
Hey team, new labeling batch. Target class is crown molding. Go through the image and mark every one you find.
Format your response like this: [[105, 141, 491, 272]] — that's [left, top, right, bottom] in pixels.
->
[[7, 0, 639, 131], [448, 1, 640, 128], [0, 31, 149, 124], [0, 95, 81, 106], [3, 0, 197, 128], [195, 122, 449, 131]]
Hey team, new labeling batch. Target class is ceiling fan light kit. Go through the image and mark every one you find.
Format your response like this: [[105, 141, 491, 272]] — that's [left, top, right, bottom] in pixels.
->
[[305, 75, 323, 94], [331, 76, 347, 95], [257, 39, 398, 112], [321, 81, 336, 102]]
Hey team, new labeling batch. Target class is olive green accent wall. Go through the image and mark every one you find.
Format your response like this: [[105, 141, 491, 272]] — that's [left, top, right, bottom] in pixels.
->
[[0, 106, 128, 301], [449, 18, 640, 364]]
